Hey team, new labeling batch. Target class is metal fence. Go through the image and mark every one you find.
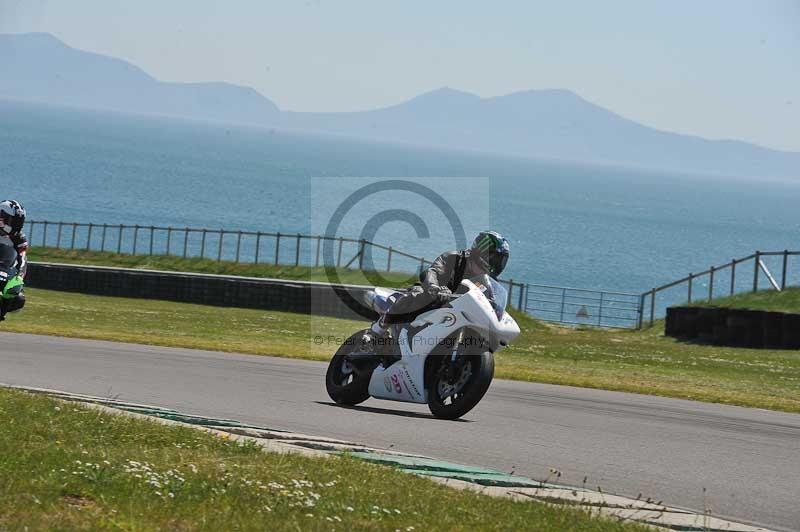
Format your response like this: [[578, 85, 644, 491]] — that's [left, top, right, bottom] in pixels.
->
[[639, 250, 800, 327], [523, 284, 642, 328], [26, 219, 528, 311], [30, 220, 791, 329], [26, 219, 434, 271]]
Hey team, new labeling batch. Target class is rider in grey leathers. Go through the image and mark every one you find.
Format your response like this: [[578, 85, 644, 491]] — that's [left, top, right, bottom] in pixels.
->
[[362, 231, 510, 347]]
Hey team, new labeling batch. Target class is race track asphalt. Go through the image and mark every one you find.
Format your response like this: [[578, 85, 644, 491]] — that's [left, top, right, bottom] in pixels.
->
[[1, 332, 798, 531]]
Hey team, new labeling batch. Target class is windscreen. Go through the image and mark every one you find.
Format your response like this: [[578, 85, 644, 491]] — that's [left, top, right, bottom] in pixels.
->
[[0, 244, 17, 270], [469, 274, 508, 319]]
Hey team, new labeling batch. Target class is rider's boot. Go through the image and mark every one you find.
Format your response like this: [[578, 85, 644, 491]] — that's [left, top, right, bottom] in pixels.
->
[[348, 319, 388, 359]]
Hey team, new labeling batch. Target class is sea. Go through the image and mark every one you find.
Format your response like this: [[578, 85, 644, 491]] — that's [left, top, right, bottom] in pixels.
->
[[2, 98, 799, 305]]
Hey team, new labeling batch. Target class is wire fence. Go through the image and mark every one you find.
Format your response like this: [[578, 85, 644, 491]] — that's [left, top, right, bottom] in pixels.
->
[[523, 285, 642, 328], [26, 219, 529, 311], [639, 250, 800, 328], [28, 221, 794, 329]]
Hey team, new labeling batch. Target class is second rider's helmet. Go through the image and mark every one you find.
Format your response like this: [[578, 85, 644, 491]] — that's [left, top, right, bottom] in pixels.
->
[[470, 230, 510, 279], [0, 200, 25, 236]]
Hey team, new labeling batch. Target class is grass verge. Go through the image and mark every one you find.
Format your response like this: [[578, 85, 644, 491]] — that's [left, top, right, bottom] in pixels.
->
[[0, 387, 646, 531], [692, 287, 800, 314], [3, 288, 799, 413]]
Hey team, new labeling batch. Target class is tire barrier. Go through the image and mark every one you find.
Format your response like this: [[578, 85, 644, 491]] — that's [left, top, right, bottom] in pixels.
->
[[26, 262, 384, 321], [665, 306, 800, 349]]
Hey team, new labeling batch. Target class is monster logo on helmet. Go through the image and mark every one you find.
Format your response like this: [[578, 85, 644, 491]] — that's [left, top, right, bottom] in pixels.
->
[[470, 230, 510, 279]]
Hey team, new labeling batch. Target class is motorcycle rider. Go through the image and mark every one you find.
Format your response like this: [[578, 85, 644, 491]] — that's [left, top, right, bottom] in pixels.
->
[[0, 200, 28, 317], [361, 230, 510, 350]]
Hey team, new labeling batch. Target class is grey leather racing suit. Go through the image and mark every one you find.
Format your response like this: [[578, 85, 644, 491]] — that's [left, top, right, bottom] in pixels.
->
[[382, 249, 470, 324]]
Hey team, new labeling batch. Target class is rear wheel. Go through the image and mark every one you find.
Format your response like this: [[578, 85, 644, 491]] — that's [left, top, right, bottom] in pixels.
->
[[325, 330, 374, 406], [426, 351, 494, 420]]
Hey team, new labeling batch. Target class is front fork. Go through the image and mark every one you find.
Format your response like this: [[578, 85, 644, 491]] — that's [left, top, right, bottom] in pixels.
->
[[444, 329, 465, 382]]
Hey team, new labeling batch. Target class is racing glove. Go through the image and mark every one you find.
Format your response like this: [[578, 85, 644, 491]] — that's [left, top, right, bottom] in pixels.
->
[[436, 287, 453, 305]]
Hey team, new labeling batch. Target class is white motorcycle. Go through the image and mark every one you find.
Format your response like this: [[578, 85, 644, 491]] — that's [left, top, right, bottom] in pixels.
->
[[325, 274, 520, 420]]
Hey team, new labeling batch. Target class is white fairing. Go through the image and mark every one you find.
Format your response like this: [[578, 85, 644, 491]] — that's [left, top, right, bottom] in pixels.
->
[[368, 277, 520, 403]]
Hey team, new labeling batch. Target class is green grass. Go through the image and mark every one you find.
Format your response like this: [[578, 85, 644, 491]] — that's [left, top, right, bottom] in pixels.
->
[[0, 387, 647, 531], [692, 287, 800, 314], [4, 288, 800, 413], [28, 247, 418, 287]]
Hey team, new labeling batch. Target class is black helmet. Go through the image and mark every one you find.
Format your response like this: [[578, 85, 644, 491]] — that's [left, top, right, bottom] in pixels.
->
[[0, 200, 25, 235], [470, 230, 510, 279]]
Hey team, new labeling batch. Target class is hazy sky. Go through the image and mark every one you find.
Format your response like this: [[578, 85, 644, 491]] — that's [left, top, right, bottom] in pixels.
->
[[2, 0, 798, 151]]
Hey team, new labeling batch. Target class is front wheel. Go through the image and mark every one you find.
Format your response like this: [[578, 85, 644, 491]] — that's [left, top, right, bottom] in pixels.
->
[[325, 330, 373, 406], [426, 351, 494, 420]]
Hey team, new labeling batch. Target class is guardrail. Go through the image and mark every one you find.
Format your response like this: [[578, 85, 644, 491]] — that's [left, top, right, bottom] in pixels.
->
[[26, 262, 381, 321], [639, 250, 800, 327]]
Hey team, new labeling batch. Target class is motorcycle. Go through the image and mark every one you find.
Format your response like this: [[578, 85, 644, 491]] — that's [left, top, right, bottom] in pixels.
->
[[0, 243, 25, 322], [326, 273, 520, 419]]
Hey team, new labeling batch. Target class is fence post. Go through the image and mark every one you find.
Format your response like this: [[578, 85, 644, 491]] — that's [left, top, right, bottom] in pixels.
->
[[315, 236, 321, 267], [255, 232, 262, 264], [753, 251, 761, 292], [730, 259, 736, 295], [275, 232, 281, 265], [28, 220, 35, 245], [419, 257, 425, 274], [101, 223, 107, 252], [235, 231, 242, 263], [200, 229, 207, 258], [687, 273, 693, 303], [559, 288, 566, 322], [117, 224, 123, 254], [183, 228, 189, 258], [70, 222, 77, 249], [508, 279, 514, 310], [217, 229, 224, 261], [518, 282, 525, 311], [598, 292, 604, 326], [133, 225, 139, 255], [56, 222, 63, 248], [637, 293, 645, 329], [708, 266, 715, 303], [782, 250, 788, 290], [42, 221, 48, 247], [387, 246, 393, 272], [86, 223, 93, 251], [149, 226, 155, 255], [358, 239, 365, 270], [166, 227, 173, 256], [337, 237, 343, 267], [649, 288, 656, 327], [295, 234, 301, 266]]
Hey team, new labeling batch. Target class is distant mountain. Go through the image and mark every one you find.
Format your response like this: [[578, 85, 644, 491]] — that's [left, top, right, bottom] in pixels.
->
[[285, 87, 800, 178], [0, 33, 279, 125], [1, 32, 798, 178]]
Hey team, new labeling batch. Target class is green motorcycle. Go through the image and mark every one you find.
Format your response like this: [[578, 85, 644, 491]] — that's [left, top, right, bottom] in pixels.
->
[[0, 243, 25, 322]]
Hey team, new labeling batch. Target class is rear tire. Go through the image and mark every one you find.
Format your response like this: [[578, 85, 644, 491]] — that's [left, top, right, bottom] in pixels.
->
[[427, 351, 494, 420], [325, 330, 373, 406]]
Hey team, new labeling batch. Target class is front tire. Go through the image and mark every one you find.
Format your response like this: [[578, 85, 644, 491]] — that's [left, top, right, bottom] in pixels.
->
[[325, 330, 373, 406], [426, 351, 494, 420]]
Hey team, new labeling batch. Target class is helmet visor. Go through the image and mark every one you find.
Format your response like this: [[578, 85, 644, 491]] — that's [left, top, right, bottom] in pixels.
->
[[0, 211, 22, 234], [489, 252, 508, 278]]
